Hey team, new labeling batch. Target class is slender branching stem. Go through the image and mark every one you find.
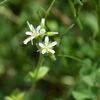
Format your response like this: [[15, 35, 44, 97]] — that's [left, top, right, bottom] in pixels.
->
[[30, 54, 44, 100]]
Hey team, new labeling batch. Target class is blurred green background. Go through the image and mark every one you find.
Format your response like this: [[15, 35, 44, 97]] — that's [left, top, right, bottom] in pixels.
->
[[0, 0, 100, 100]]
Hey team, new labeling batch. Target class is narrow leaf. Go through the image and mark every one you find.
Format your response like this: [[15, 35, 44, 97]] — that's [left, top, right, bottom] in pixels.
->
[[58, 54, 82, 62]]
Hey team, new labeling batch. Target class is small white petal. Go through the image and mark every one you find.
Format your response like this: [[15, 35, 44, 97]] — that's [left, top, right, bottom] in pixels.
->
[[39, 43, 44, 48], [36, 25, 41, 32], [27, 21, 35, 32], [30, 36, 34, 40], [48, 41, 57, 47], [48, 49, 55, 54], [25, 31, 32, 35], [40, 29, 46, 35], [23, 37, 32, 44], [45, 36, 49, 44], [41, 18, 45, 26], [41, 49, 46, 54]]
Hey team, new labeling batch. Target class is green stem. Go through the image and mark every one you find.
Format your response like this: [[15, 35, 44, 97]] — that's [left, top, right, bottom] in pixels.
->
[[45, 0, 56, 18], [96, 3, 100, 39], [68, 0, 83, 30], [59, 24, 75, 48], [68, 0, 76, 18], [0, 0, 8, 5], [30, 54, 44, 100]]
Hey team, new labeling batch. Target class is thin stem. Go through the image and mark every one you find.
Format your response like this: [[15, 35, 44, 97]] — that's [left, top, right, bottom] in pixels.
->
[[45, 0, 56, 18], [68, 0, 83, 30], [0, 0, 8, 5], [68, 0, 76, 18], [59, 24, 75, 47], [30, 54, 44, 100], [96, 3, 100, 39]]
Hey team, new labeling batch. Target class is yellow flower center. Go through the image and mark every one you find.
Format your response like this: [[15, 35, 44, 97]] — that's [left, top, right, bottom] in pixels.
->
[[32, 32, 38, 37]]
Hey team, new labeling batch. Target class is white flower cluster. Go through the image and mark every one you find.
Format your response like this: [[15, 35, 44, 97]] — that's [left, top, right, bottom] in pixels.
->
[[23, 18, 58, 55]]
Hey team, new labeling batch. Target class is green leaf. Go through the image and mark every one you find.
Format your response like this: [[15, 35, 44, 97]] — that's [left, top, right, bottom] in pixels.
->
[[80, 12, 98, 37], [72, 91, 92, 100], [29, 66, 49, 80], [58, 54, 82, 62], [5, 91, 24, 100], [82, 75, 94, 86], [5, 97, 12, 100], [79, 59, 92, 76]]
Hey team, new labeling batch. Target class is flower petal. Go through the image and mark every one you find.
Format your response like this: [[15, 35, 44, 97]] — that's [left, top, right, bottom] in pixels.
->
[[48, 41, 57, 47], [48, 49, 55, 54], [25, 31, 32, 35], [23, 37, 32, 44], [27, 21, 35, 32], [45, 36, 49, 44], [41, 49, 46, 54], [36, 25, 41, 32], [40, 29, 46, 35], [41, 18, 45, 26], [39, 43, 44, 48], [30, 36, 34, 40]]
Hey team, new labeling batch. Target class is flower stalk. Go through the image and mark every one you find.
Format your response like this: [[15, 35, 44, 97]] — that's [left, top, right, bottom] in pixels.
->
[[30, 54, 44, 100]]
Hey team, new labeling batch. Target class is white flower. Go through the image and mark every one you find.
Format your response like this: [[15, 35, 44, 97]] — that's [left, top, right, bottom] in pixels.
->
[[23, 18, 46, 45], [39, 36, 57, 54]]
